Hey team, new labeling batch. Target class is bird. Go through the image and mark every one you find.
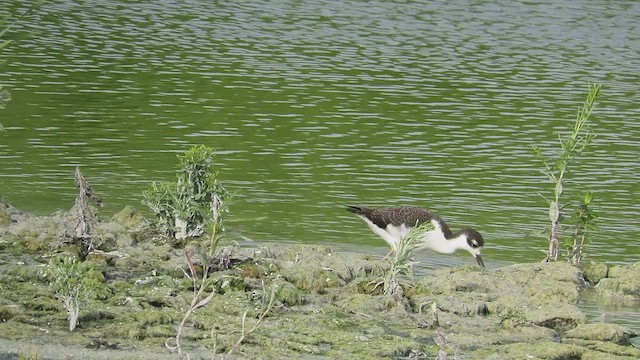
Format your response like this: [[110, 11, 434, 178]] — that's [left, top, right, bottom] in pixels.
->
[[346, 205, 485, 267]]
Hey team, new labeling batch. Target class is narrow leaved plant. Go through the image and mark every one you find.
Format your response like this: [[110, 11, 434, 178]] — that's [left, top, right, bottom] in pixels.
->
[[381, 221, 433, 299], [166, 194, 229, 359], [227, 280, 281, 356], [570, 191, 598, 267], [532, 83, 601, 262], [42, 257, 102, 331]]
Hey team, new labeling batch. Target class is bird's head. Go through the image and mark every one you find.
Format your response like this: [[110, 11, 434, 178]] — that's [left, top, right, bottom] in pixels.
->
[[461, 228, 485, 268]]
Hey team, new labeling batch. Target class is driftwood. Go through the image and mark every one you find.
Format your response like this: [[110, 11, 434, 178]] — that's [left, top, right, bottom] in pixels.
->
[[73, 166, 102, 260]]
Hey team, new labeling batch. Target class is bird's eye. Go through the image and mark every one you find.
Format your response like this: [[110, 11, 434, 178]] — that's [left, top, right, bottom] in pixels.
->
[[471, 240, 479, 248]]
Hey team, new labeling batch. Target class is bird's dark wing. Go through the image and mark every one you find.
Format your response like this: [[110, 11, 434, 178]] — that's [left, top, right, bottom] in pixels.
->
[[347, 206, 435, 229]]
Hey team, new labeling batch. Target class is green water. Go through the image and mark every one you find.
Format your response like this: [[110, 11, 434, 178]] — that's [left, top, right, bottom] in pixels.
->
[[1, 1, 639, 267]]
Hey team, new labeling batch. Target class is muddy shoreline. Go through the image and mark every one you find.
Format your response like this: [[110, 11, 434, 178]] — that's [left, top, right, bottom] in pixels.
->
[[0, 201, 638, 359]]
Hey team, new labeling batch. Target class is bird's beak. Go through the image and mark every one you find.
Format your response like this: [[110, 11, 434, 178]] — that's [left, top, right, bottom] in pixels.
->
[[475, 254, 485, 268]]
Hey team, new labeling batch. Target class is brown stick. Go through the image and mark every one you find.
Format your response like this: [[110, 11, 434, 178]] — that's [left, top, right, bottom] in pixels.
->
[[73, 166, 102, 260]]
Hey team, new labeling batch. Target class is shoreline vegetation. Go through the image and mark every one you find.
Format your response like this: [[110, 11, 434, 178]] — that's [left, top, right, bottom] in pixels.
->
[[0, 199, 638, 360], [533, 83, 601, 266], [0, 82, 636, 359]]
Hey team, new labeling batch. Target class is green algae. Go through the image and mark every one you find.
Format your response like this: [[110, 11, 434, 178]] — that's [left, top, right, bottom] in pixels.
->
[[0, 203, 639, 359], [583, 261, 609, 285], [0, 205, 11, 228], [565, 338, 640, 358], [594, 262, 640, 299], [111, 205, 146, 230], [334, 293, 404, 315], [275, 281, 306, 306], [280, 266, 343, 294], [565, 323, 636, 345], [409, 262, 587, 332], [471, 341, 585, 359]]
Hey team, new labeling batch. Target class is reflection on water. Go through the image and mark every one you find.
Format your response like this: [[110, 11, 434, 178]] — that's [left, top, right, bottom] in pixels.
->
[[579, 288, 640, 348]]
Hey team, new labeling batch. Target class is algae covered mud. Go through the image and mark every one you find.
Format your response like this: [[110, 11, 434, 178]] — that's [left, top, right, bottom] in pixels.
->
[[0, 201, 639, 359]]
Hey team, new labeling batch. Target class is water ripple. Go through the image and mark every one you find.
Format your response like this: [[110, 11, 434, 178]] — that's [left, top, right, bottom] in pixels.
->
[[1, 0, 638, 266]]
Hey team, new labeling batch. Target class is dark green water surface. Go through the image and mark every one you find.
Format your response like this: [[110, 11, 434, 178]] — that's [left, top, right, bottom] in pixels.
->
[[1, 1, 639, 266]]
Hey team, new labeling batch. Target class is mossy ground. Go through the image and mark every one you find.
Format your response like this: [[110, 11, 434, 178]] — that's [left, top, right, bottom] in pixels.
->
[[0, 203, 638, 359]]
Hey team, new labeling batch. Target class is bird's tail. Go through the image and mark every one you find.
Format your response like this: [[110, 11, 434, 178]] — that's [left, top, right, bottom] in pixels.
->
[[346, 205, 368, 216]]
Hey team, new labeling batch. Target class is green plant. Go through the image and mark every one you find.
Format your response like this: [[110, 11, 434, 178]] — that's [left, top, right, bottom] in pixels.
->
[[143, 145, 230, 241], [166, 194, 229, 359], [166, 188, 281, 359], [532, 83, 601, 262], [569, 191, 598, 267], [227, 280, 281, 356], [374, 221, 434, 299], [42, 256, 103, 331]]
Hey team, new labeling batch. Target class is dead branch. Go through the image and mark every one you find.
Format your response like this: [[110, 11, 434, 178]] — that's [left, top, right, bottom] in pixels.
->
[[73, 166, 102, 260]]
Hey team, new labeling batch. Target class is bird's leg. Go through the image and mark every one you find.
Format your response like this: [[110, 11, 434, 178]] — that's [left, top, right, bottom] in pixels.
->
[[382, 248, 395, 260]]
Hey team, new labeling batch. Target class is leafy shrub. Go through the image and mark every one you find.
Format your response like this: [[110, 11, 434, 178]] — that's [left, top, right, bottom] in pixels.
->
[[143, 145, 229, 241], [42, 256, 103, 331]]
